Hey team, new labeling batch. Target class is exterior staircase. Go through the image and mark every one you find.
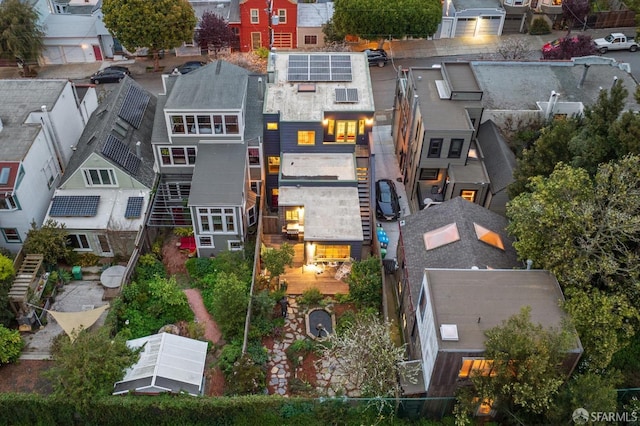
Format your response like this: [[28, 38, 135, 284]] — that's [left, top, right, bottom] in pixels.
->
[[357, 159, 372, 242]]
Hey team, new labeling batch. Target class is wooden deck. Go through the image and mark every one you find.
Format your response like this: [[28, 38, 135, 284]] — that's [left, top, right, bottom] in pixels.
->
[[262, 233, 350, 296]]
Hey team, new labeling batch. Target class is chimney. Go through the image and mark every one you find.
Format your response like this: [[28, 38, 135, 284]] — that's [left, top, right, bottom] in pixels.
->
[[611, 75, 618, 90], [545, 91, 557, 120], [136, 141, 141, 158], [258, 77, 264, 100]]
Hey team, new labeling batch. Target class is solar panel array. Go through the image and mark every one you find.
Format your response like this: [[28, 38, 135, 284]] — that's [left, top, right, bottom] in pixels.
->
[[49, 196, 100, 217], [287, 54, 352, 82], [118, 84, 150, 129], [102, 134, 141, 174], [335, 88, 359, 103], [124, 196, 144, 219]]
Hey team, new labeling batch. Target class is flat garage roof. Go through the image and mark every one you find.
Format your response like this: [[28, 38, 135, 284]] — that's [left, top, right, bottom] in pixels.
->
[[281, 153, 356, 181], [279, 186, 363, 241]]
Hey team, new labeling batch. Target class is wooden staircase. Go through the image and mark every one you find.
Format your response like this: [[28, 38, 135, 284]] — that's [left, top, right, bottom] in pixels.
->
[[8, 254, 44, 314], [357, 158, 372, 242]]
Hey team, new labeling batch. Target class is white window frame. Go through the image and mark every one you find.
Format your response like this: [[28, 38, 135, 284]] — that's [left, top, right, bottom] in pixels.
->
[[278, 9, 286, 23], [0, 194, 19, 211], [248, 147, 261, 166], [159, 146, 197, 166], [250, 9, 259, 24], [247, 205, 257, 226], [197, 207, 236, 234], [228, 240, 243, 251], [169, 114, 240, 136], [43, 157, 59, 189], [83, 168, 117, 187], [68, 234, 91, 251], [198, 235, 214, 247]]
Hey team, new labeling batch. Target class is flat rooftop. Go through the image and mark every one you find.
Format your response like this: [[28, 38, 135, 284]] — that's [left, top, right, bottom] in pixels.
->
[[425, 269, 576, 351], [278, 186, 363, 241], [281, 153, 356, 181], [44, 188, 150, 232], [264, 52, 375, 122]]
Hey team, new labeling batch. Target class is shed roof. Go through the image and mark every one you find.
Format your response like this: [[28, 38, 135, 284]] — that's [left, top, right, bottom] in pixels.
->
[[477, 120, 516, 193], [113, 333, 208, 396]]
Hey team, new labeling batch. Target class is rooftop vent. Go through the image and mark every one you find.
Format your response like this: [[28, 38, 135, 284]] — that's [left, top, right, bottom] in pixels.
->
[[440, 324, 459, 341]]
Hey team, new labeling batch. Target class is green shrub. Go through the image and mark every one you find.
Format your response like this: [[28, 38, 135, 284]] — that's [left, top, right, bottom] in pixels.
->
[[333, 293, 351, 304], [346, 257, 382, 310], [254, 46, 270, 59], [286, 338, 318, 366], [0, 325, 23, 365], [225, 354, 266, 395], [77, 252, 100, 267], [218, 341, 242, 376], [173, 227, 193, 237], [185, 257, 214, 281], [299, 287, 323, 307], [336, 309, 357, 334], [134, 253, 166, 281], [529, 17, 551, 35]]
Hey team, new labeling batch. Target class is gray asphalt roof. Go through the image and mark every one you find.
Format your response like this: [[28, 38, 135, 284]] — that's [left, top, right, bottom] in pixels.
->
[[401, 196, 520, 305], [165, 61, 248, 110], [62, 77, 157, 188], [425, 269, 578, 351], [0, 79, 68, 161], [188, 143, 246, 206], [477, 120, 516, 193], [471, 59, 640, 111], [151, 94, 169, 144]]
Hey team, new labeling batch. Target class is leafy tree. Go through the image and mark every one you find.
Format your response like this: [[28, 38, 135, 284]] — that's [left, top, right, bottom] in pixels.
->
[[0, 254, 14, 283], [102, 0, 197, 70], [561, 0, 590, 33], [542, 34, 596, 59], [345, 256, 382, 309], [332, 0, 440, 46], [0, 325, 23, 365], [205, 272, 249, 340], [44, 328, 139, 410], [0, 255, 15, 327], [321, 313, 417, 402], [509, 117, 579, 197], [261, 243, 294, 288], [456, 307, 574, 424], [114, 275, 194, 339], [196, 11, 237, 57], [23, 219, 73, 267], [569, 79, 627, 174], [322, 19, 347, 43], [0, 0, 44, 75], [548, 371, 620, 424], [225, 354, 266, 395]]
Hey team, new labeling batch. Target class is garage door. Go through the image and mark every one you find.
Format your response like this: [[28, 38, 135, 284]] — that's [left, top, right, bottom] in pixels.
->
[[62, 46, 86, 63], [41, 46, 64, 65], [455, 18, 476, 37], [477, 16, 503, 35], [502, 15, 524, 33]]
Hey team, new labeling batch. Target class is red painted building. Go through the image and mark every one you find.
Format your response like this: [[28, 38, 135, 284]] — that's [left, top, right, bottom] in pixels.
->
[[238, 0, 298, 52]]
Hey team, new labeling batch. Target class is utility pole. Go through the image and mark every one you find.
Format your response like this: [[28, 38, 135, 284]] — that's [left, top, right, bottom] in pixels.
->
[[266, 0, 278, 49]]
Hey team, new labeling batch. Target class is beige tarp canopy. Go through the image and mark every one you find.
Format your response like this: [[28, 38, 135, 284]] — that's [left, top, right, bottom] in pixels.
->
[[47, 305, 109, 342]]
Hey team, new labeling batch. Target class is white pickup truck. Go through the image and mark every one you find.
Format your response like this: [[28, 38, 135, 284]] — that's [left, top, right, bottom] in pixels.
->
[[593, 32, 639, 53]]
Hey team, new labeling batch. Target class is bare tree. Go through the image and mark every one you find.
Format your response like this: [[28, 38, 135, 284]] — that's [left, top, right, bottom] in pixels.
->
[[496, 37, 533, 60]]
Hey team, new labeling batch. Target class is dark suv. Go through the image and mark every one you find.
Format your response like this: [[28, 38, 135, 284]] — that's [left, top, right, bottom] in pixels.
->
[[363, 49, 389, 67]]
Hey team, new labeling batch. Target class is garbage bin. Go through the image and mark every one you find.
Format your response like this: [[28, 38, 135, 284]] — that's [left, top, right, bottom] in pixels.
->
[[72, 266, 82, 280]]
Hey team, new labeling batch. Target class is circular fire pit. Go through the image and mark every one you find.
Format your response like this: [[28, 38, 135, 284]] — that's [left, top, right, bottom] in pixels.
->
[[305, 308, 336, 340]]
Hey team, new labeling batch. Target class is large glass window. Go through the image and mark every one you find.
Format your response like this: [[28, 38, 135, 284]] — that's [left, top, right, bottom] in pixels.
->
[[458, 358, 496, 378], [224, 115, 239, 134], [461, 190, 477, 202], [268, 156, 280, 174], [428, 138, 443, 158], [83, 168, 116, 186], [159, 147, 197, 166], [68, 234, 90, 250], [448, 139, 464, 158], [169, 114, 240, 135], [335, 121, 356, 143], [297, 131, 315, 145], [278, 9, 286, 23], [198, 207, 236, 234]]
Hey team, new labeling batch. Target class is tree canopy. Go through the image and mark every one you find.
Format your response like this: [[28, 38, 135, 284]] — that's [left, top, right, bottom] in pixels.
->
[[196, 10, 237, 56], [0, 0, 44, 65], [332, 0, 441, 44], [23, 219, 73, 267], [456, 307, 574, 424], [102, 0, 197, 69]]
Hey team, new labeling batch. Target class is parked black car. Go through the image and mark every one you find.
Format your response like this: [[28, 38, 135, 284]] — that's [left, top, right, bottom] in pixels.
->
[[90, 66, 130, 84], [375, 179, 401, 221], [174, 61, 207, 75], [363, 49, 389, 67]]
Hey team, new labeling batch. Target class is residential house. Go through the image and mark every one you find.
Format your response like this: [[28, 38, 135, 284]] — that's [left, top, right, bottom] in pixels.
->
[[438, 0, 506, 39], [239, 0, 298, 51], [476, 120, 516, 216], [0, 80, 97, 253], [412, 268, 582, 414], [148, 61, 264, 257], [297, 1, 334, 49], [177, 0, 241, 56], [43, 78, 156, 258], [392, 58, 640, 214], [113, 332, 208, 396], [263, 51, 375, 262]]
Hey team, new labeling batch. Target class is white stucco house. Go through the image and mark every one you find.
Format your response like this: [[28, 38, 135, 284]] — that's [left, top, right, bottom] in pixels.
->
[[0, 80, 97, 253]]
